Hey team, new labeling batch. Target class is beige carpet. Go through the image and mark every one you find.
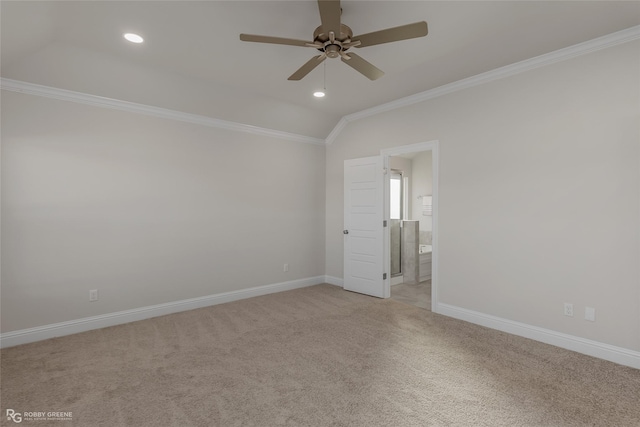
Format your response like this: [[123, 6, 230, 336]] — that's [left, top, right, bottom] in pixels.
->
[[1, 284, 639, 426]]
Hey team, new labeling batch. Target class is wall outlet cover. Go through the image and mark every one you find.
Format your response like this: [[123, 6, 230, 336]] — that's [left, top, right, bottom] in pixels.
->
[[563, 303, 573, 317]]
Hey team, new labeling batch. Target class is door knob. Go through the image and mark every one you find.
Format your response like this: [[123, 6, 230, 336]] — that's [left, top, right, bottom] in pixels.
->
[[343, 230, 349, 234]]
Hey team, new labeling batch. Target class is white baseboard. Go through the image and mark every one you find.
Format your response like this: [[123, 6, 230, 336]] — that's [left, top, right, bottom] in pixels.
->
[[324, 275, 344, 287], [8, 278, 635, 370], [0, 276, 326, 348], [435, 302, 640, 370], [391, 276, 404, 286]]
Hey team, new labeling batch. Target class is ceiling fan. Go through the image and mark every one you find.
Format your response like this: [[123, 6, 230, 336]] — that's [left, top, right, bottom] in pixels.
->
[[239, 0, 428, 81]]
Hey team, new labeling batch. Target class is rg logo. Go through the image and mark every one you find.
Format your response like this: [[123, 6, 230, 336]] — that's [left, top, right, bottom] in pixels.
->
[[6, 409, 22, 423]]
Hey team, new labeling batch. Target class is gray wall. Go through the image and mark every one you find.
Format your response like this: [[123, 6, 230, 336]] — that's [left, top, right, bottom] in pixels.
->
[[411, 151, 433, 232], [325, 41, 640, 351], [2, 35, 638, 357], [1, 91, 326, 332]]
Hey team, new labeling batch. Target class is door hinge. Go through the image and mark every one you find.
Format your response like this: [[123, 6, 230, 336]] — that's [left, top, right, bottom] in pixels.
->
[[383, 220, 387, 227], [383, 273, 387, 280], [383, 168, 388, 175]]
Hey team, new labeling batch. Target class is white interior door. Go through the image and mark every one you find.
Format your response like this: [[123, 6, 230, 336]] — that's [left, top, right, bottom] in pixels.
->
[[343, 156, 386, 298]]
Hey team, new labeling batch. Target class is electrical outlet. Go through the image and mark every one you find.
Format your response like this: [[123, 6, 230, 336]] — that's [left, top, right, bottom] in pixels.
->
[[283, 263, 289, 272], [585, 307, 596, 322], [89, 289, 98, 302], [563, 303, 573, 317]]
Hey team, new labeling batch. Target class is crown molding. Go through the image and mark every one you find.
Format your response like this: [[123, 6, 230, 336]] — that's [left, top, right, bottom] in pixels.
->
[[327, 25, 640, 144], [0, 78, 326, 146], [324, 117, 349, 145], [3, 25, 638, 147]]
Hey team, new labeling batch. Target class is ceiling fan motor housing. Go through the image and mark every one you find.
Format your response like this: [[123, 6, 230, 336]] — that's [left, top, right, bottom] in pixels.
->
[[313, 24, 353, 57]]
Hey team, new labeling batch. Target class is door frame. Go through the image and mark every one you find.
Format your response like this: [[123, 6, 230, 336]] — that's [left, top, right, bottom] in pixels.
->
[[381, 140, 439, 312]]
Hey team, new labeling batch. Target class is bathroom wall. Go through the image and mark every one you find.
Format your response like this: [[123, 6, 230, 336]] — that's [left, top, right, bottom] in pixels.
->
[[410, 151, 433, 243], [389, 219, 402, 275], [401, 221, 419, 284]]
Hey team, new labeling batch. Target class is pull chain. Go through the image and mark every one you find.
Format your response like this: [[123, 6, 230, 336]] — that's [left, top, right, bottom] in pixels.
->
[[323, 61, 326, 92]]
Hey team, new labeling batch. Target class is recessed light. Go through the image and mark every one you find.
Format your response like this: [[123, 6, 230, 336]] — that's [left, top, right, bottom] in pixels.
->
[[124, 33, 144, 44], [313, 91, 325, 98]]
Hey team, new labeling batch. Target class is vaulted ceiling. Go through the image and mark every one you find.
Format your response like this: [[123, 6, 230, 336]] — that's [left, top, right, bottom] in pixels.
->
[[2, 1, 639, 139]]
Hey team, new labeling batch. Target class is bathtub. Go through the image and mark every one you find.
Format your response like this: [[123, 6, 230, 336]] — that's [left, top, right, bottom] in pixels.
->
[[419, 244, 432, 254]]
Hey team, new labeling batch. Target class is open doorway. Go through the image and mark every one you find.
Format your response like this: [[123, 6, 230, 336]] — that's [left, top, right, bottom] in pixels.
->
[[389, 170, 405, 282], [381, 141, 438, 312]]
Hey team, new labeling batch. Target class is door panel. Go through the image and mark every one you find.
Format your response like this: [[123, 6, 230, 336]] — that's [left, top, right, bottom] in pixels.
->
[[344, 156, 385, 297]]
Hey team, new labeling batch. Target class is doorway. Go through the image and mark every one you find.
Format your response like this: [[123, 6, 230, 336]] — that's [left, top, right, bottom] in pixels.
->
[[389, 170, 404, 280], [341, 141, 438, 308], [382, 141, 438, 313]]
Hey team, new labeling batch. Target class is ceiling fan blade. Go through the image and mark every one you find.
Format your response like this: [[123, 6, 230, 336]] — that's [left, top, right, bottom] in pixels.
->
[[288, 54, 327, 81], [240, 34, 313, 48], [317, 0, 341, 36], [340, 52, 384, 81], [353, 21, 428, 48]]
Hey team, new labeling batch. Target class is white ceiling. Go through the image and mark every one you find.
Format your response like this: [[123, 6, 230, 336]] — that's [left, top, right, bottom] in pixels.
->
[[2, 1, 639, 138]]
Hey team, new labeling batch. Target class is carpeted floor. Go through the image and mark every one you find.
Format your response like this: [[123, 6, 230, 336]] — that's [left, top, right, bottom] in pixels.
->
[[1, 284, 639, 426]]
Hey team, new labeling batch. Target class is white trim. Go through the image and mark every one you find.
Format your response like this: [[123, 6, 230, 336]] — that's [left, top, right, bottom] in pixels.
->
[[0, 276, 326, 348], [381, 140, 439, 311], [0, 78, 325, 146], [436, 303, 640, 370], [327, 25, 640, 144], [4, 27, 637, 147], [391, 275, 404, 286], [325, 117, 349, 145], [324, 275, 344, 287]]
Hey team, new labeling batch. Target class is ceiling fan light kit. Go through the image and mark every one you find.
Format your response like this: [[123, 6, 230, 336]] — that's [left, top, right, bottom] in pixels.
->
[[239, 0, 428, 81]]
